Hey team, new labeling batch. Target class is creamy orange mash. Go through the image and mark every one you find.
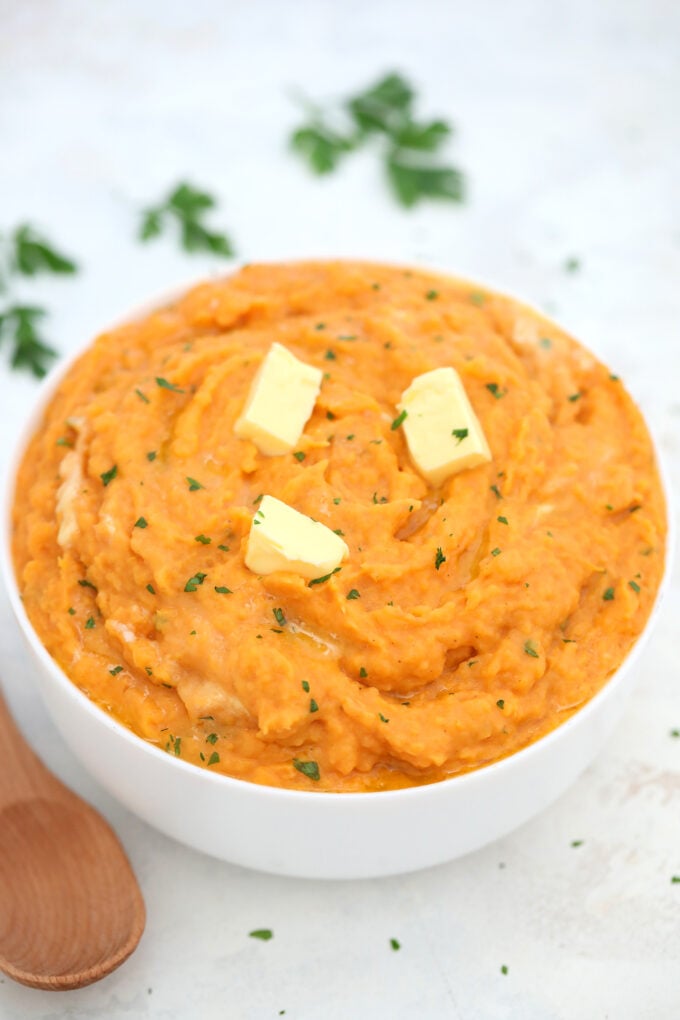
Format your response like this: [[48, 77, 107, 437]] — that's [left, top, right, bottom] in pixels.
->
[[12, 262, 666, 791]]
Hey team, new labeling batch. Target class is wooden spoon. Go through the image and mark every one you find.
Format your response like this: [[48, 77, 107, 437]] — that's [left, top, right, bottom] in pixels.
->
[[0, 688, 145, 990]]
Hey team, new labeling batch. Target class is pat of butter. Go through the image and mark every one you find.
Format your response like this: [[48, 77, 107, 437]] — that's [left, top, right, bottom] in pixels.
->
[[234, 342, 323, 456], [397, 367, 492, 486], [245, 495, 349, 579]]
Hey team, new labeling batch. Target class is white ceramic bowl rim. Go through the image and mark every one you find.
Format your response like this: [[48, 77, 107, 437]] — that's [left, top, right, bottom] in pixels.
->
[[1, 260, 674, 806]]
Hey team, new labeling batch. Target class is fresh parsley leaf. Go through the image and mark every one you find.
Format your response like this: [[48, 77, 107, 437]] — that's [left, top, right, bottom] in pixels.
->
[[139, 181, 235, 258], [11, 225, 77, 276], [290, 124, 355, 174], [186, 476, 204, 491], [290, 72, 465, 209], [134, 517, 148, 529], [214, 586, 232, 594], [184, 572, 207, 592], [155, 376, 184, 393], [452, 427, 468, 444], [0, 304, 57, 378], [435, 547, 446, 570], [293, 759, 320, 781], [207, 751, 220, 766], [386, 154, 463, 208], [100, 465, 118, 486]]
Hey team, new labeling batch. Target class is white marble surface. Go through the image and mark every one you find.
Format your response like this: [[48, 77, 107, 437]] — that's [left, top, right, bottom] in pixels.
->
[[1, 1, 679, 1016]]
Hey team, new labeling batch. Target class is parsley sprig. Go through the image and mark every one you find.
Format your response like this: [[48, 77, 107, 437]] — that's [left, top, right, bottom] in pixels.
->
[[290, 72, 465, 208], [0, 224, 78, 378], [139, 182, 236, 257]]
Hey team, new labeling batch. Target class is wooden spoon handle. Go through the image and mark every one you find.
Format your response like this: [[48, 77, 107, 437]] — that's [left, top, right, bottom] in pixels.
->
[[0, 688, 58, 808]]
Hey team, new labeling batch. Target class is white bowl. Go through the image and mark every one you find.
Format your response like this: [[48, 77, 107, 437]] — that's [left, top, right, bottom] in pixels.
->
[[1, 277, 673, 880]]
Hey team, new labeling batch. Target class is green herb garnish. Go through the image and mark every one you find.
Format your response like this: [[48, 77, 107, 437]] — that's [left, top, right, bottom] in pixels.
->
[[308, 567, 341, 587], [290, 72, 464, 208], [273, 607, 286, 626], [109, 666, 123, 676], [195, 534, 211, 544], [134, 517, 148, 529], [84, 616, 95, 629], [214, 586, 232, 594], [486, 382, 506, 400], [496, 699, 505, 709], [100, 465, 118, 486], [249, 929, 274, 941], [391, 409, 408, 430], [207, 751, 220, 766], [155, 376, 184, 394], [310, 699, 319, 713], [139, 181, 235, 257], [186, 477, 204, 491], [451, 427, 468, 444], [359, 667, 368, 678], [184, 572, 207, 592], [491, 547, 501, 557], [301, 680, 310, 693], [346, 589, 361, 600], [293, 759, 320, 781], [390, 938, 401, 951], [435, 547, 446, 570], [524, 639, 539, 658], [603, 587, 615, 601], [379, 713, 390, 723], [146, 450, 157, 461], [293, 451, 306, 462]]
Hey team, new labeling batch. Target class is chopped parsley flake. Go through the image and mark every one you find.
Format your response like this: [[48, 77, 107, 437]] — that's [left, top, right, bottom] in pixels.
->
[[100, 465, 118, 486], [67, 606, 75, 615], [567, 392, 582, 402], [524, 639, 539, 658], [486, 382, 506, 399], [249, 929, 273, 940], [496, 699, 505, 709], [491, 547, 501, 557], [146, 451, 157, 461], [425, 289, 439, 301], [146, 583, 156, 594], [497, 516, 508, 525], [301, 680, 310, 693], [273, 607, 286, 626], [109, 665, 123, 676], [571, 840, 584, 848], [346, 589, 361, 600], [253, 494, 264, 505], [134, 517, 148, 529], [324, 349, 336, 360], [490, 484, 502, 499], [310, 698, 319, 713], [500, 965, 508, 976], [217, 544, 230, 552], [379, 713, 390, 723], [84, 616, 95, 629], [78, 578, 97, 590], [155, 377, 184, 393], [195, 533, 211, 544], [628, 580, 641, 593], [390, 938, 401, 951], [359, 667, 368, 678], [206, 733, 218, 745], [135, 388, 150, 404], [293, 759, 320, 781], [56, 436, 72, 447], [603, 587, 615, 601], [207, 751, 220, 766], [186, 476, 204, 491], [308, 567, 342, 587], [293, 451, 306, 462], [214, 586, 232, 594], [391, 409, 408, 430], [435, 547, 446, 570], [184, 572, 207, 592], [451, 427, 468, 444]]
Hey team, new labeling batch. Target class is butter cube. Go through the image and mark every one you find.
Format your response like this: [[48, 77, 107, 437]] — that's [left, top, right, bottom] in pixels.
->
[[397, 367, 492, 486], [234, 342, 323, 455], [245, 495, 349, 579]]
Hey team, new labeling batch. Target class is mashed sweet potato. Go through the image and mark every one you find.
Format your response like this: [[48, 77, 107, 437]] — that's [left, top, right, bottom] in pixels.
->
[[11, 262, 667, 791]]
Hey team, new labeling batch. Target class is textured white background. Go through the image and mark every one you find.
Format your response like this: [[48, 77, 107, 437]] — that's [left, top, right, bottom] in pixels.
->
[[1, 1, 679, 1017]]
